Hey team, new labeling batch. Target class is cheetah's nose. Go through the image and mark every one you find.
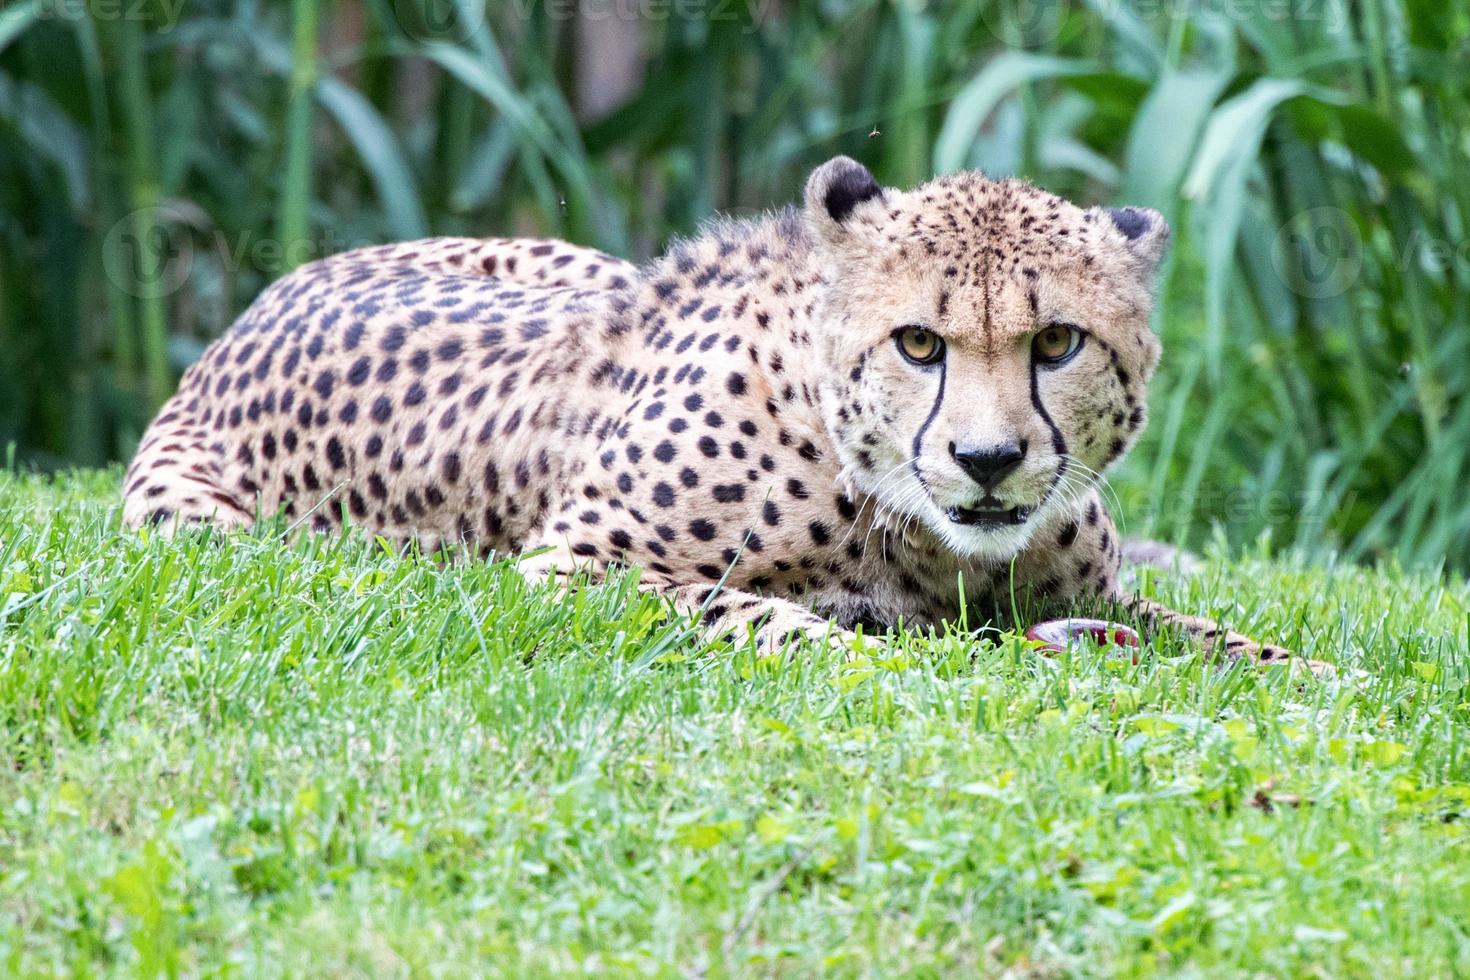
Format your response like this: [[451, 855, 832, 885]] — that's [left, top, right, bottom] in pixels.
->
[[950, 441, 1026, 493]]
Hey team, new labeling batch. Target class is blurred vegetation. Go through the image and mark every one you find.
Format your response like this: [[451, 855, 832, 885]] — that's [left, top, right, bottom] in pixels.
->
[[2, 0, 1468, 568]]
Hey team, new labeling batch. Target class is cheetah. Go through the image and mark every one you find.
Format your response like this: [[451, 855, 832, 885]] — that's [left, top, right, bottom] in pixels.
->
[[123, 157, 1316, 669]]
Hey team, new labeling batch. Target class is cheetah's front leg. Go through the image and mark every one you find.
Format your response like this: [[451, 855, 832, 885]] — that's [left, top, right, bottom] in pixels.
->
[[517, 544, 864, 656], [1020, 492, 1329, 674], [658, 581, 867, 654], [1116, 596, 1332, 675]]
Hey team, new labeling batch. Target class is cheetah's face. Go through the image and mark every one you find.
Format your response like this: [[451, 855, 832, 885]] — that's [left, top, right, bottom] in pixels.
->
[[807, 158, 1167, 561]]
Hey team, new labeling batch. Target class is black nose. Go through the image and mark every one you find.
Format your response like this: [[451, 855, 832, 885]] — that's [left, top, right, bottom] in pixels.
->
[[950, 441, 1026, 492]]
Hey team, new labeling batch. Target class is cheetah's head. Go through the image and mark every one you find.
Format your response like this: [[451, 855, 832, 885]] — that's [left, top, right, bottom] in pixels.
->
[[806, 157, 1167, 561]]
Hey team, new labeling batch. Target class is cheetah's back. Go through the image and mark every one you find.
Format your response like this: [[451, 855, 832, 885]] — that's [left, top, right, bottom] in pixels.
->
[[123, 237, 636, 552]]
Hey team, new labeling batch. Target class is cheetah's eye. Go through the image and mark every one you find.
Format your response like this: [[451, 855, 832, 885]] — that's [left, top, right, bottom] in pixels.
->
[[895, 326, 945, 366], [1033, 324, 1085, 365]]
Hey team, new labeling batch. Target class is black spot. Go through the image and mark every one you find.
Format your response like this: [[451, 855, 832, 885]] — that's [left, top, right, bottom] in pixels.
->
[[653, 440, 677, 463], [1107, 206, 1155, 241], [821, 157, 882, 223], [653, 482, 676, 507], [689, 519, 717, 541]]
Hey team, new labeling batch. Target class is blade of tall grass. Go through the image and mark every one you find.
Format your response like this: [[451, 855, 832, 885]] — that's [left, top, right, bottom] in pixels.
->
[[1119, 69, 1227, 215], [1183, 79, 1316, 379], [316, 78, 427, 240], [451, 120, 515, 213], [277, 0, 320, 273], [0, 0, 43, 57], [103, 13, 170, 409], [934, 52, 1096, 174], [889, 3, 934, 188]]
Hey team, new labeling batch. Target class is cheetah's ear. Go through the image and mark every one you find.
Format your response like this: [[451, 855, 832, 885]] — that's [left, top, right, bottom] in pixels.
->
[[805, 156, 883, 241], [1095, 206, 1171, 281]]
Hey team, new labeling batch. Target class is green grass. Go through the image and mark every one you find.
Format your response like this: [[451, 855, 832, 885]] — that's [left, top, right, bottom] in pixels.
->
[[3, 470, 1469, 976], [4, 0, 1470, 568]]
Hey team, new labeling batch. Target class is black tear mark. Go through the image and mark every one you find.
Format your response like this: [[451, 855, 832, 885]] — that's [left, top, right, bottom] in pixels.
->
[[1030, 362, 1068, 494], [910, 357, 948, 486]]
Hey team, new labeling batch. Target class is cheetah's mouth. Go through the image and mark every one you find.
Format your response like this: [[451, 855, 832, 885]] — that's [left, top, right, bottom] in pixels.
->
[[945, 503, 1032, 527]]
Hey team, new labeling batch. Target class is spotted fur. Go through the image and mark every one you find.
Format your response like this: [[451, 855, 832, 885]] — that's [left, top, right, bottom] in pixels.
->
[[123, 160, 1318, 670]]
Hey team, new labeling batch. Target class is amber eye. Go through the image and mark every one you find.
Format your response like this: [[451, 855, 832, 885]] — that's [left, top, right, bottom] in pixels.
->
[[1033, 324, 1084, 364], [895, 326, 945, 366]]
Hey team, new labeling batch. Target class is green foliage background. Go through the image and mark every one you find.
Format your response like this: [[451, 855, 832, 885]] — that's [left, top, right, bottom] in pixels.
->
[[2, 0, 1468, 567]]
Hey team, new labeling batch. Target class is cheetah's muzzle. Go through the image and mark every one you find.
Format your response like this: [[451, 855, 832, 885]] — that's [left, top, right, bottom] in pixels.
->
[[945, 503, 1032, 527]]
